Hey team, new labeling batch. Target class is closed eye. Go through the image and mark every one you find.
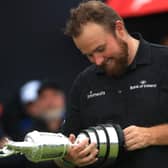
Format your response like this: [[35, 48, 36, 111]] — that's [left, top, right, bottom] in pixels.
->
[[95, 45, 106, 53], [86, 44, 106, 58]]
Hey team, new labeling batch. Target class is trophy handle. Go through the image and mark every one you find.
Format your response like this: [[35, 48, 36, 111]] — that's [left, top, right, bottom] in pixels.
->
[[0, 146, 17, 158], [0, 138, 19, 158]]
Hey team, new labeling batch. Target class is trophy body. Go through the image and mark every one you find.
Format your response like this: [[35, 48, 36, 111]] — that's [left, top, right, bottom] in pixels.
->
[[5, 131, 71, 162]]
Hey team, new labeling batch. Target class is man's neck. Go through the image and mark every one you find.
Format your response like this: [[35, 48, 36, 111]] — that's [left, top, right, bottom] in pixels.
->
[[127, 35, 140, 65]]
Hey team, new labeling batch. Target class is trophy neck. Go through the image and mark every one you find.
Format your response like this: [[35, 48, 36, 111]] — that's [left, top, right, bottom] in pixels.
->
[[7, 141, 36, 154]]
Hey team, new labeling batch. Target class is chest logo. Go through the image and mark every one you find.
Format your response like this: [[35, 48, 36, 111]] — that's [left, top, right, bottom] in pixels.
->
[[87, 90, 106, 99], [130, 80, 157, 90]]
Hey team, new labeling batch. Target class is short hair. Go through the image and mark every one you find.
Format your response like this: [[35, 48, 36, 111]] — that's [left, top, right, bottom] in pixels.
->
[[65, 0, 123, 37], [38, 80, 64, 96]]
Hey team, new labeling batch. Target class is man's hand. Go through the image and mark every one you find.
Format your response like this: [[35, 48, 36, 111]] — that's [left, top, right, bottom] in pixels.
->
[[0, 137, 8, 148], [123, 125, 152, 151], [64, 134, 98, 167]]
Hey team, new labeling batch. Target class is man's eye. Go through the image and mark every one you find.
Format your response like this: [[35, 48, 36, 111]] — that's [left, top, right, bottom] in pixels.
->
[[86, 53, 93, 58], [96, 47, 105, 52]]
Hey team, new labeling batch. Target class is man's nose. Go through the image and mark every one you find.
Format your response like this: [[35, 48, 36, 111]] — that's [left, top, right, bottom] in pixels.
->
[[92, 54, 104, 66]]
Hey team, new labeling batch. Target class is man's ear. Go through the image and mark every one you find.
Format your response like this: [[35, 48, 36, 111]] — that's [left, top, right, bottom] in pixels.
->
[[115, 20, 125, 38]]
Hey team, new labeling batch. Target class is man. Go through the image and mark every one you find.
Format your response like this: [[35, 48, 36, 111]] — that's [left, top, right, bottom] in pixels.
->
[[59, 1, 168, 168], [35, 81, 66, 132], [27, 81, 66, 168]]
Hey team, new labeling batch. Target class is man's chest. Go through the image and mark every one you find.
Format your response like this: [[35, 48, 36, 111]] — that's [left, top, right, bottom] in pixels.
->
[[79, 66, 168, 128]]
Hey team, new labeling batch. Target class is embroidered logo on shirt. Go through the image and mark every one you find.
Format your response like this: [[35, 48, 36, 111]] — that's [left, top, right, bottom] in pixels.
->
[[140, 80, 147, 85], [130, 80, 157, 90], [87, 90, 106, 99]]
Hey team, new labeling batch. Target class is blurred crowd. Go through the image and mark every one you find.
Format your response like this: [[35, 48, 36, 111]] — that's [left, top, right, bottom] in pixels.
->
[[0, 79, 66, 168]]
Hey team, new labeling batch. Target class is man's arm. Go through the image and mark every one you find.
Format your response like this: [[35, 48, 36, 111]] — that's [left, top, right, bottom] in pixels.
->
[[123, 124, 168, 151]]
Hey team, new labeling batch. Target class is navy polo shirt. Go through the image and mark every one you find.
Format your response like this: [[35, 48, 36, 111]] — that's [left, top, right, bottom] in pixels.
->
[[64, 33, 168, 168]]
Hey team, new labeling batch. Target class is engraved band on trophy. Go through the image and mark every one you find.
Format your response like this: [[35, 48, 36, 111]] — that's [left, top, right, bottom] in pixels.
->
[[0, 123, 124, 164]]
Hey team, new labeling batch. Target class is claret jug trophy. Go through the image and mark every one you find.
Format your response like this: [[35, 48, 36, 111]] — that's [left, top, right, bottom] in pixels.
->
[[0, 123, 124, 164]]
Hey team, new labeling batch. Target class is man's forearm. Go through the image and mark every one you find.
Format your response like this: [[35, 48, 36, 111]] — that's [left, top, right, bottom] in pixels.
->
[[148, 123, 168, 145]]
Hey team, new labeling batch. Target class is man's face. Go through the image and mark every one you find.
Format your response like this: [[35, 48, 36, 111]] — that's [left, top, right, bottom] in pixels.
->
[[73, 22, 129, 77], [38, 89, 65, 121]]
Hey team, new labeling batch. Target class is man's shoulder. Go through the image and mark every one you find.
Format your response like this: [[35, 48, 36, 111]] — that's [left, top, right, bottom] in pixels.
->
[[150, 43, 168, 56], [77, 64, 98, 79], [148, 43, 168, 65], [72, 64, 98, 89]]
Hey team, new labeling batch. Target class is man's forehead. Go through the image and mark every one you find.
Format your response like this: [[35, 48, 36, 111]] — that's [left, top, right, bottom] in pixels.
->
[[73, 24, 110, 52], [74, 36, 106, 55], [81, 22, 107, 35]]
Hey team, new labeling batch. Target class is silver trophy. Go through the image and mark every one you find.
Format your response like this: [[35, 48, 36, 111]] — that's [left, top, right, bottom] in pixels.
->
[[0, 124, 124, 164]]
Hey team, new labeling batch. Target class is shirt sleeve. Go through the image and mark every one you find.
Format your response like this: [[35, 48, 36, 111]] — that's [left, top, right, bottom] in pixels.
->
[[62, 73, 83, 136]]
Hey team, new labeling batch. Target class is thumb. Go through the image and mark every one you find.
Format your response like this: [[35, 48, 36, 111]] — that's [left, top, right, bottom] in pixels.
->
[[69, 134, 76, 143]]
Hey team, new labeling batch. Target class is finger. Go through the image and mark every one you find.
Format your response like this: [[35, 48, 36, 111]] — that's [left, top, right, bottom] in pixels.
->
[[123, 125, 136, 135], [125, 139, 137, 150], [79, 157, 98, 167], [73, 138, 89, 153], [67, 139, 89, 161], [78, 143, 97, 158], [69, 134, 76, 143], [0, 137, 9, 148], [84, 158, 98, 166], [124, 131, 137, 142], [126, 143, 139, 151], [77, 150, 98, 166]]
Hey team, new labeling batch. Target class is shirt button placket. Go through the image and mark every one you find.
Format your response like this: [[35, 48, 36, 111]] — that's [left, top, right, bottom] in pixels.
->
[[118, 90, 122, 94]]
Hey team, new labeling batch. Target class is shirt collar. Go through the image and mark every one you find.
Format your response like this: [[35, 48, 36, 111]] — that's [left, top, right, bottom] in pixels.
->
[[128, 32, 152, 70]]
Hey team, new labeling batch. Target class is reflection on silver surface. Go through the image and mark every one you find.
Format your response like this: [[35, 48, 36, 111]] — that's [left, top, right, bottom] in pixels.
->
[[0, 124, 124, 164]]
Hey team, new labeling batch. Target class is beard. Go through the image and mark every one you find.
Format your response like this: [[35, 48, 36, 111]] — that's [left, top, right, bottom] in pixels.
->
[[100, 39, 129, 77]]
